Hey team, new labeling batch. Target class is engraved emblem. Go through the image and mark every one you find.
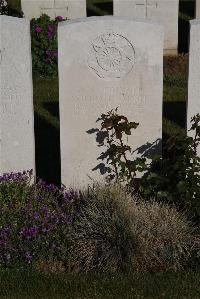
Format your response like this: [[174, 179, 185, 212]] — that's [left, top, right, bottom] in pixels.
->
[[88, 33, 135, 79]]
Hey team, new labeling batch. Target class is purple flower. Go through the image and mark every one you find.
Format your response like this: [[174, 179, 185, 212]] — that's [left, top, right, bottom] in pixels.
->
[[47, 31, 54, 38], [0, 240, 6, 245], [20, 226, 38, 239], [55, 16, 64, 21], [33, 212, 40, 220], [47, 24, 54, 38], [35, 25, 43, 33], [47, 24, 53, 32], [42, 226, 50, 234], [36, 195, 43, 201]]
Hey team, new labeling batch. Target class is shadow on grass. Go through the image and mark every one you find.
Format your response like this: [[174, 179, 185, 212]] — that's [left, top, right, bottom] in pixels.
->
[[162, 101, 187, 142], [178, 0, 195, 53], [87, 0, 113, 16], [95, 1, 113, 14], [43, 102, 60, 119], [163, 101, 186, 129], [179, 0, 195, 17], [34, 111, 61, 186]]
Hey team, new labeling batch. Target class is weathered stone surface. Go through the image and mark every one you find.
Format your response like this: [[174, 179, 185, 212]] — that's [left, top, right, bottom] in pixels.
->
[[187, 19, 200, 156], [196, 0, 200, 18], [21, 0, 86, 20], [0, 16, 35, 175], [114, 0, 179, 55], [58, 16, 164, 188]]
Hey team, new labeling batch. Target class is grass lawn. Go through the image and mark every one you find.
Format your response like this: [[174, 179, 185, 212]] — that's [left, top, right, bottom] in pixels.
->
[[0, 269, 200, 298]]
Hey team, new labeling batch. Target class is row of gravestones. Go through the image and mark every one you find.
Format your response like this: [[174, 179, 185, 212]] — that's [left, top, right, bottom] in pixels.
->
[[0, 15, 199, 188], [18, 0, 200, 56]]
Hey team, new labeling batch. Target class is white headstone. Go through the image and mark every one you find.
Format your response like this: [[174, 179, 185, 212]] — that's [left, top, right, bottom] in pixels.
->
[[21, 0, 86, 20], [114, 0, 179, 55], [196, 0, 200, 19], [58, 16, 164, 188], [187, 19, 200, 156], [0, 16, 35, 175]]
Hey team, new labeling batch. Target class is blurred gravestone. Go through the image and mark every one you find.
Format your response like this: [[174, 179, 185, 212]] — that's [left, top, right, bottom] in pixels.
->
[[58, 16, 164, 188], [0, 16, 35, 174], [196, 0, 200, 18], [114, 0, 179, 55], [187, 19, 200, 156], [21, 0, 86, 20]]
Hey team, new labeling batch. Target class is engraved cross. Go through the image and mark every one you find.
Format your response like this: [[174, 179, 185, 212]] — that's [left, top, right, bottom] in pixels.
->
[[136, 0, 158, 18], [40, 0, 69, 18]]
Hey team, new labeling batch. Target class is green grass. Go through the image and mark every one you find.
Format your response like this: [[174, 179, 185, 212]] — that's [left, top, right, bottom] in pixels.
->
[[0, 269, 200, 299]]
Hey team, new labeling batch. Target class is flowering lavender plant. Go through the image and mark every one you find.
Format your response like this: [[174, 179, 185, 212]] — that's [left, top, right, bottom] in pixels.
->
[[31, 14, 66, 77], [0, 170, 79, 270]]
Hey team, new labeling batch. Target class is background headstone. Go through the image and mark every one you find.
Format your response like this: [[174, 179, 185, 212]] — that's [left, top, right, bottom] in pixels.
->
[[21, 0, 86, 20], [0, 16, 35, 175], [187, 19, 200, 156], [196, 0, 200, 18], [58, 16, 164, 188], [114, 0, 179, 55]]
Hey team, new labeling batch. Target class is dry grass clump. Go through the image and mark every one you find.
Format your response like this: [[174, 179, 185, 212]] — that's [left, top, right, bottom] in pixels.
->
[[70, 183, 199, 273], [35, 259, 66, 274]]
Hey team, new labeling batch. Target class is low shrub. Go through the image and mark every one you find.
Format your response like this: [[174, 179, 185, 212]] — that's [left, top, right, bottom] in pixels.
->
[[93, 108, 200, 223], [71, 184, 199, 273], [31, 14, 65, 77], [0, 171, 78, 270], [140, 114, 200, 221]]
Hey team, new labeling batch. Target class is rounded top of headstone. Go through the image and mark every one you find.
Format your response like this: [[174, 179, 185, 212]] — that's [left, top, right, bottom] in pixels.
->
[[190, 19, 200, 26], [0, 15, 29, 25], [58, 16, 164, 29]]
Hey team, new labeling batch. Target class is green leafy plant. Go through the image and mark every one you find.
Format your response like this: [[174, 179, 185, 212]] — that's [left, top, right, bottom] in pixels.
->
[[140, 114, 200, 221], [31, 14, 65, 77], [94, 108, 200, 222], [94, 107, 147, 186]]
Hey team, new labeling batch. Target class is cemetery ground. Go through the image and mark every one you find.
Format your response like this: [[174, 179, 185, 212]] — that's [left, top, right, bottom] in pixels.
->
[[1, 269, 200, 298]]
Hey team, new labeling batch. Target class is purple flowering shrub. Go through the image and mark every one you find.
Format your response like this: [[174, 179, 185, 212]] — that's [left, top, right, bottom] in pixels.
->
[[31, 14, 65, 77], [0, 170, 79, 270]]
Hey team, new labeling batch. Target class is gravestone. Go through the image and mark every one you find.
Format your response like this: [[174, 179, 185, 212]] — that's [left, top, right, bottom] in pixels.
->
[[196, 0, 200, 18], [187, 19, 200, 156], [0, 16, 35, 175], [58, 16, 164, 188], [114, 0, 179, 55], [21, 0, 86, 20]]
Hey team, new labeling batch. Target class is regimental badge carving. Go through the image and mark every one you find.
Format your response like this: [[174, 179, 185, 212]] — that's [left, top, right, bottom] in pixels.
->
[[88, 33, 135, 79]]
